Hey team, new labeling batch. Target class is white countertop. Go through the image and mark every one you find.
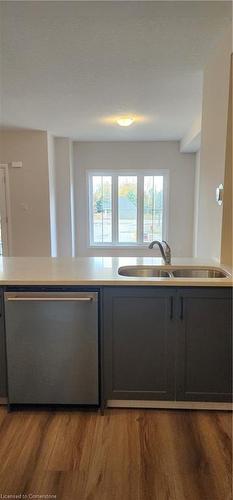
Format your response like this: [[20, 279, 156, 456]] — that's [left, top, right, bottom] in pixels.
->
[[0, 256, 232, 286]]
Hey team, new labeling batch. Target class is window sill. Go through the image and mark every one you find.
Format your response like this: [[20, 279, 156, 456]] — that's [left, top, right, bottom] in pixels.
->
[[88, 244, 152, 249]]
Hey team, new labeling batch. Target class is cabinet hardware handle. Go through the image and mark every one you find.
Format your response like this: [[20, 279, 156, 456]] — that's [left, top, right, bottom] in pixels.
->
[[170, 296, 173, 319], [6, 297, 93, 302], [180, 297, 184, 320]]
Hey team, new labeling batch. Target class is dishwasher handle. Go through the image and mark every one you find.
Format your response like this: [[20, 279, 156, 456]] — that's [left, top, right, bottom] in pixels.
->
[[5, 292, 98, 302]]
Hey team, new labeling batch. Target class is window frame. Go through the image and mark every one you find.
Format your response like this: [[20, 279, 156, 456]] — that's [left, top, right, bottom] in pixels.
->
[[87, 169, 169, 248]]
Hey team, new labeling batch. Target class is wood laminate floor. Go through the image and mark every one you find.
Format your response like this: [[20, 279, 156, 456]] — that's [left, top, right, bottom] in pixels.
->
[[0, 406, 231, 500]]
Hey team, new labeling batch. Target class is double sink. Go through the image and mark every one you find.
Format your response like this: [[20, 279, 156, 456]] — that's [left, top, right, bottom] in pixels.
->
[[118, 266, 230, 279]]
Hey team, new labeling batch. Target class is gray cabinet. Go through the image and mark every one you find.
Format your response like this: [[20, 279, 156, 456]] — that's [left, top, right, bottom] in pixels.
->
[[0, 290, 7, 398], [176, 288, 232, 402], [103, 287, 232, 404], [103, 287, 176, 401]]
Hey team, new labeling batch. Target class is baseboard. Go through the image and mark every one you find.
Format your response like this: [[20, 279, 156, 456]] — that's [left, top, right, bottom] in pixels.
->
[[0, 397, 8, 405], [107, 400, 233, 411]]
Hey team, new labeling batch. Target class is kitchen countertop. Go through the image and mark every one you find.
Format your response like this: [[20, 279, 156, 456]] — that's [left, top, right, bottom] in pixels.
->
[[0, 256, 232, 286]]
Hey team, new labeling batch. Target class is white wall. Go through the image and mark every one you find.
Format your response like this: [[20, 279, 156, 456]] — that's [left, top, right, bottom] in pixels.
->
[[193, 149, 201, 257], [54, 138, 73, 257], [221, 55, 232, 267], [0, 130, 51, 256], [70, 141, 76, 258], [180, 115, 201, 153], [196, 29, 232, 260], [47, 134, 57, 257], [73, 141, 195, 257]]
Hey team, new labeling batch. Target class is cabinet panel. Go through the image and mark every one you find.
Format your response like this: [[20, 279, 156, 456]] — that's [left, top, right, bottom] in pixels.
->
[[104, 287, 175, 401], [176, 288, 232, 402], [0, 290, 7, 398]]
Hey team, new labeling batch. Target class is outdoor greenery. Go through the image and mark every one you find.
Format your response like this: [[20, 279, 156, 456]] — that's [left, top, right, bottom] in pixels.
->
[[94, 180, 163, 214], [94, 180, 111, 213]]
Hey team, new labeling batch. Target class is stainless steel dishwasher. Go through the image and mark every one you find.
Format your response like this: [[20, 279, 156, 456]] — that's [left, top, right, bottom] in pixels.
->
[[4, 291, 99, 405]]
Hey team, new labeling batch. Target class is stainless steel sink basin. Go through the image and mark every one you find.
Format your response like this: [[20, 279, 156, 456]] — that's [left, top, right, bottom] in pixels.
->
[[118, 266, 172, 278], [171, 268, 229, 278], [118, 265, 230, 279]]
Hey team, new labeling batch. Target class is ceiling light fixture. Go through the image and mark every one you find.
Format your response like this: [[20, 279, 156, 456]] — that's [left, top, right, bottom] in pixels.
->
[[117, 116, 135, 127]]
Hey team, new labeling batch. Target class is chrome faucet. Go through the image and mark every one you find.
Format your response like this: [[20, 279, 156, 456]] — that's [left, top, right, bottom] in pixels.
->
[[148, 240, 171, 265]]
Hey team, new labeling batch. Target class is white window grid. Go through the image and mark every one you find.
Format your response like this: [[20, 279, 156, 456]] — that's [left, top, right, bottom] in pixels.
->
[[87, 170, 169, 248]]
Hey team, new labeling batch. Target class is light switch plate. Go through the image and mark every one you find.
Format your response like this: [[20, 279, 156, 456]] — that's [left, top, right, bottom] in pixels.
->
[[10, 161, 23, 168], [216, 184, 224, 205]]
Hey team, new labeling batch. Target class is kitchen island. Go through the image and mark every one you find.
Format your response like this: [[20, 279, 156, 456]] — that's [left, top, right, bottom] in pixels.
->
[[0, 256, 232, 411], [0, 256, 232, 286]]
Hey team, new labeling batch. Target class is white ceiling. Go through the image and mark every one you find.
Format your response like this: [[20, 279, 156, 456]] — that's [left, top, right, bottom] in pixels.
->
[[0, 1, 231, 141]]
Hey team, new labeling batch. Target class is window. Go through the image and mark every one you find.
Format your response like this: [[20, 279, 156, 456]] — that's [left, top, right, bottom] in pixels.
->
[[91, 175, 112, 243], [88, 171, 169, 246], [118, 176, 137, 243]]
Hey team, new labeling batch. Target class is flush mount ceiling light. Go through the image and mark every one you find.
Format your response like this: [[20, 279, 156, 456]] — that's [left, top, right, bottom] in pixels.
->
[[101, 114, 148, 126], [116, 116, 135, 127]]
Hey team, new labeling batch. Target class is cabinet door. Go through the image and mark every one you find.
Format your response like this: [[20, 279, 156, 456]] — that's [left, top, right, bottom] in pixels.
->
[[104, 287, 176, 401], [0, 290, 7, 398], [176, 288, 232, 402]]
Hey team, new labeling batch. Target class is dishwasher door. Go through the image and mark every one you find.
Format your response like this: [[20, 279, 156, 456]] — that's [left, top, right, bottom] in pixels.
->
[[4, 291, 99, 405]]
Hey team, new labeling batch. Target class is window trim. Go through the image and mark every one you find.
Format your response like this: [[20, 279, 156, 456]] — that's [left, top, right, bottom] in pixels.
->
[[87, 169, 169, 248]]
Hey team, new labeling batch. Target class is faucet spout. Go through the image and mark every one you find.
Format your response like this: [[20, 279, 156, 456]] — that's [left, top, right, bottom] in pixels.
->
[[148, 240, 171, 265]]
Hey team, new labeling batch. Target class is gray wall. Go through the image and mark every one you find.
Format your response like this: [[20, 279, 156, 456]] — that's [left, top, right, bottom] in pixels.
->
[[196, 29, 232, 260], [0, 130, 51, 256], [73, 141, 195, 257]]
